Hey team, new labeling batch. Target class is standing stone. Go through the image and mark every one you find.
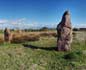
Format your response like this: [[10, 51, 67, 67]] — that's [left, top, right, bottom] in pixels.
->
[[56, 11, 72, 51], [4, 28, 12, 43]]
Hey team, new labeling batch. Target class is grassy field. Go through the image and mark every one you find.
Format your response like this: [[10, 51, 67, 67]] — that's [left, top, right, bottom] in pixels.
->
[[0, 31, 86, 70]]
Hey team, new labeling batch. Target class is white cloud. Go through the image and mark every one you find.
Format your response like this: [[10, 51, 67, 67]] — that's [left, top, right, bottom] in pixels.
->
[[0, 19, 8, 24], [0, 18, 85, 29], [9, 18, 39, 29], [73, 23, 86, 28], [11, 18, 26, 25]]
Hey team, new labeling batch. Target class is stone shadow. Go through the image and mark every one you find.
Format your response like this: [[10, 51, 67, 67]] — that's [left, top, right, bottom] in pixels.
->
[[22, 44, 57, 51]]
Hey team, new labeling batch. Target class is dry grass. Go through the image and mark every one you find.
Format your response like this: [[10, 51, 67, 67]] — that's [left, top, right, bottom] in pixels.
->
[[0, 31, 57, 44], [11, 33, 40, 43], [0, 31, 85, 44], [39, 32, 57, 37]]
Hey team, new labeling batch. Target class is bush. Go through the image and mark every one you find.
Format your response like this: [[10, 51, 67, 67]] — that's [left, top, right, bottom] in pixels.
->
[[39, 27, 49, 31]]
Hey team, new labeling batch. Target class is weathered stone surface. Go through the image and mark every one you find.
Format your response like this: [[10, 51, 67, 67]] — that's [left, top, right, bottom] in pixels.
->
[[4, 28, 12, 43], [57, 11, 72, 51]]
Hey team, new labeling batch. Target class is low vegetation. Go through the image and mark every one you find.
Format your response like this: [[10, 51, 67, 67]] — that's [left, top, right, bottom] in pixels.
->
[[11, 33, 40, 43], [0, 31, 85, 70]]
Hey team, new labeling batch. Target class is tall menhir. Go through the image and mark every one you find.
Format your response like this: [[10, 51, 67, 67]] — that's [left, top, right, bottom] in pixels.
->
[[57, 11, 72, 51]]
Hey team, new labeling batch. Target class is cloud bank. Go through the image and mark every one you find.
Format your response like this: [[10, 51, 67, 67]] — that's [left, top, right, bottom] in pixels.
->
[[0, 18, 85, 29], [0, 19, 8, 24]]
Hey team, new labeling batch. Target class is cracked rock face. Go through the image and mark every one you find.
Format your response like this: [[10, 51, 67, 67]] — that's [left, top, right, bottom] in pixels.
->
[[57, 11, 72, 51]]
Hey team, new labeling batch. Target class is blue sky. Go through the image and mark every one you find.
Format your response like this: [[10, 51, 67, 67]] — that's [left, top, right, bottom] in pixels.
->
[[0, 0, 86, 29]]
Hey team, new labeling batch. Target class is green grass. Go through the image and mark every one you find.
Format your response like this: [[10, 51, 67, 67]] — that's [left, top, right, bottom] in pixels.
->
[[0, 31, 86, 70]]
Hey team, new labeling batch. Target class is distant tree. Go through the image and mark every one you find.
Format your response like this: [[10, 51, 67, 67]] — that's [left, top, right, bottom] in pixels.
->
[[80, 28, 86, 31], [40, 27, 49, 31], [10, 29, 15, 31], [73, 28, 80, 31]]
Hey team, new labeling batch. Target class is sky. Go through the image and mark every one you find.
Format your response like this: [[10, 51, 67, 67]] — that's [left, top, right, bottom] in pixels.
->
[[0, 0, 86, 29]]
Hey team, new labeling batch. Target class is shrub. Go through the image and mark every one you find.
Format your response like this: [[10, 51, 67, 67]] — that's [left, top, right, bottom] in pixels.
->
[[39, 27, 49, 31]]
